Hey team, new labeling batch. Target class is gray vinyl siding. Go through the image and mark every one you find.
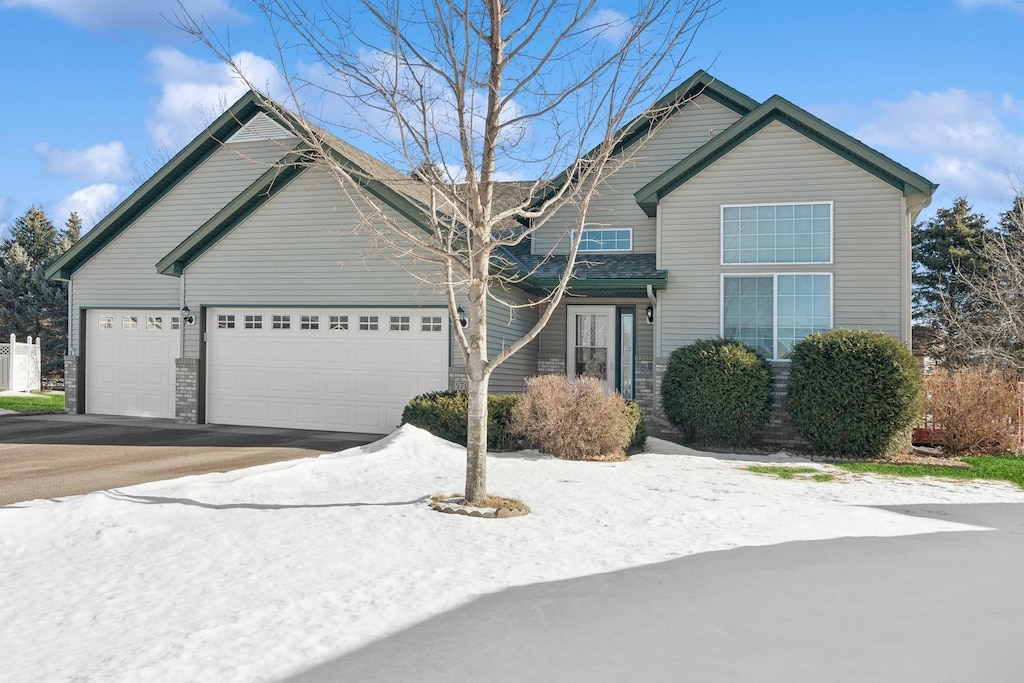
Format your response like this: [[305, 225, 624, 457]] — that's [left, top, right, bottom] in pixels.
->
[[486, 286, 540, 394], [657, 120, 906, 355], [538, 298, 654, 360], [531, 95, 742, 256], [68, 140, 295, 355], [181, 169, 447, 358]]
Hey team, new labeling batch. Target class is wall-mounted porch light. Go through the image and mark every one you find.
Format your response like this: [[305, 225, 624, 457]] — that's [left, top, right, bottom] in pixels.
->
[[457, 306, 468, 329], [645, 304, 654, 324], [181, 305, 196, 326]]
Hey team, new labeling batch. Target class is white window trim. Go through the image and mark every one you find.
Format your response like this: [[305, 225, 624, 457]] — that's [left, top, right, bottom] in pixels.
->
[[719, 272, 834, 361], [571, 227, 634, 253], [720, 201, 834, 267]]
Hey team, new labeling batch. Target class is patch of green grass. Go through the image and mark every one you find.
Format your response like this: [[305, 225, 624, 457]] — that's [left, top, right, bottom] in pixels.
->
[[747, 465, 823, 480], [838, 456, 1024, 491], [0, 392, 65, 413]]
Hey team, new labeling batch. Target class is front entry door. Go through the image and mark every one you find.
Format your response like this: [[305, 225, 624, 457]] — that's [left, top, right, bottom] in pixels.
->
[[567, 306, 616, 393]]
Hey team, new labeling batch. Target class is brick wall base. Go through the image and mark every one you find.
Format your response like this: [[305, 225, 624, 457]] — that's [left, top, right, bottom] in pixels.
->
[[537, 354, 565, 376], [449, 368, 468, 391], [63, 355, 81, 414], [175, 358, 200, 425]]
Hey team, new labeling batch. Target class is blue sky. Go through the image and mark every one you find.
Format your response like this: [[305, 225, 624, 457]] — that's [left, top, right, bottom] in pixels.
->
[[1, 0, 1022, 235]]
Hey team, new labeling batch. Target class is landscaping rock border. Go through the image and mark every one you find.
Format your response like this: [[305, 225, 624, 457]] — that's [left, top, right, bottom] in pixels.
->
[[428, 497, 529, 518]]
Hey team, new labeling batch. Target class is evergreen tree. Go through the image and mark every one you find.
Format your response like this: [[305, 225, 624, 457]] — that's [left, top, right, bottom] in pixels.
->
[[912, 197, 992, 327], [0, 207, 80, 377], [2, 207, 59, 267]]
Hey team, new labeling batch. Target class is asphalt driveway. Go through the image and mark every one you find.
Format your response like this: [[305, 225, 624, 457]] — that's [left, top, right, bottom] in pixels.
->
[[0, 413, 378, 506]]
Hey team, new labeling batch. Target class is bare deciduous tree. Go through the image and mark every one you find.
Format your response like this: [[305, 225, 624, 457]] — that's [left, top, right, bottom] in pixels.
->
[[180, 0, 717, 503], [941, 195, 1024, 370]]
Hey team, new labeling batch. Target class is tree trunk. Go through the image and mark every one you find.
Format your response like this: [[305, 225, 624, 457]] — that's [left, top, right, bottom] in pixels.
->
[[465, 369, 489, 503], [464, 268, 489, 504]]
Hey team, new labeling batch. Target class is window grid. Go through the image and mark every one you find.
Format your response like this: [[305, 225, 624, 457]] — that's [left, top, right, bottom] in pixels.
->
[[147, 316, 163, 331], [421, 315, 443, 332], [722, 203, 831, 265], [576, 228, 632, 252], [217, 314, 236, 329], [122, 316, 138, 330], [390, 315, 410, 331], [329, 315, 349, 330], [301, 315, 320, 330], [359, 315, 379, 331], [272, 315, 291, 330], [171, 317, 181, 330], [245, 315, 263, 330], [722, 274, 832, 360], [98, 316, 114, 329]]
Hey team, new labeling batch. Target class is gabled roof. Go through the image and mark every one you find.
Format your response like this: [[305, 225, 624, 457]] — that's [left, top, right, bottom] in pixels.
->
[[528, 71, 758, 213], [46, 91, 270, 280], [634, 94, 939, 217], [156, 151, 310, 276]]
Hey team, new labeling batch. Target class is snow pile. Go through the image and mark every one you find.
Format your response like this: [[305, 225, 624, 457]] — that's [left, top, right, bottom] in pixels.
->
[[2, 424, 1022, 682]]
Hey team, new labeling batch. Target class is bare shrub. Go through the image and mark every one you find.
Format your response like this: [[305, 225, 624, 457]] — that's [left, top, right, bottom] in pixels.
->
[[511, 375, 629, 461], [927, 368, 1024, 455]]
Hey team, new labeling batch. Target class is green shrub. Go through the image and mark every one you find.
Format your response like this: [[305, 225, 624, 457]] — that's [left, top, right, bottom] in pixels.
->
[[623, 400, 647, 451], [788, 329, 923, 458], [660, 339, 773, 447], [403, 384, 646, 454], [510, 375, 630, 460], [400, 390, 525, 451]]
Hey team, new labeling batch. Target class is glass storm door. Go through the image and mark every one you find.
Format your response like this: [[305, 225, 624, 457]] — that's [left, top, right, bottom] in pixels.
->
[[619, 307, 634, 400], [567, 306, 616, 393]]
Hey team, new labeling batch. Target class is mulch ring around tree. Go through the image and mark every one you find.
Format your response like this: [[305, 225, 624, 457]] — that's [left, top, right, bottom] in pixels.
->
[[429, 493, 530, 518]]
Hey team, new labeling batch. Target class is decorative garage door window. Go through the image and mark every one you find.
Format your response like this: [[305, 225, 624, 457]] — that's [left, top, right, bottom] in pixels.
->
[[329, 315, 348, 330], [359, 316, 379, 331], [122, 316, 138, 330], [421, 316, 442, 332]]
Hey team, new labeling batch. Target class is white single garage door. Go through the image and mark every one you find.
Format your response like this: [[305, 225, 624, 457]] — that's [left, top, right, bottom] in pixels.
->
[[207, 308, 449, 433], [85, 309, 180, 418]]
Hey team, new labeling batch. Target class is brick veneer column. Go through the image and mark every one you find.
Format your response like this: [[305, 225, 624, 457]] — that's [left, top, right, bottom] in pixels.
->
[[175, 358, 200, 424]]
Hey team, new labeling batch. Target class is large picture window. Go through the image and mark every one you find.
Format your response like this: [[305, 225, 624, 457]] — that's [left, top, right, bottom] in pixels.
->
[[722, 274, 832, 359], [722, 203, 832, 264]]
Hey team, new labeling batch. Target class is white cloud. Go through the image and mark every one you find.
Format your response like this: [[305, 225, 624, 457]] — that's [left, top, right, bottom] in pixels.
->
[[0, 0, 244, 32], [585, 8, 634, 44], [146, 47, 286, 150], [955, 0, 1024, 11], [33, 141, 131, 182], [53, 184, 123, 231], [856, 88, 1024, 206]]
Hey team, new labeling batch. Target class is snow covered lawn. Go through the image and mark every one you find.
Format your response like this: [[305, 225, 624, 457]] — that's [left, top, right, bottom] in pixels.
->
[[3, 425, 1022, 682]]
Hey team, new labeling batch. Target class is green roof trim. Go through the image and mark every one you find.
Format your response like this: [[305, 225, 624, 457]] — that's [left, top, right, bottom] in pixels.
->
[[156, 152, 310, 276], [45, 91, 267, 280], [517, 276, 668, 298], [529, 71, 759, 213], [635, 95, 939, 217]]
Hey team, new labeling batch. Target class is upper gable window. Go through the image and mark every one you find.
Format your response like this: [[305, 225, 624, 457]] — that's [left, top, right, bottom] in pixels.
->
[[575, 228, 632, 252], [722, 203, 832, 265]]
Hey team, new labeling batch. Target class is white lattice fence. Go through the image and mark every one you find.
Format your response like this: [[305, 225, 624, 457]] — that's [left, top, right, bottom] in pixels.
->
[[0, 334, 41, 392]]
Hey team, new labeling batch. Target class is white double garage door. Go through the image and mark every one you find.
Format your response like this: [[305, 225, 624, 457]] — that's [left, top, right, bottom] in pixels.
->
[[86, 308, 449, 433]]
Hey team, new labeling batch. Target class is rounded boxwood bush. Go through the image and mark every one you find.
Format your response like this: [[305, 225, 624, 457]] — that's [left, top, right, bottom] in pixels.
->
[[401, 390, 524, 451], [788, 329, 923, 458], [623, 400, 647, 451], [661, 339, 773, 447]]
